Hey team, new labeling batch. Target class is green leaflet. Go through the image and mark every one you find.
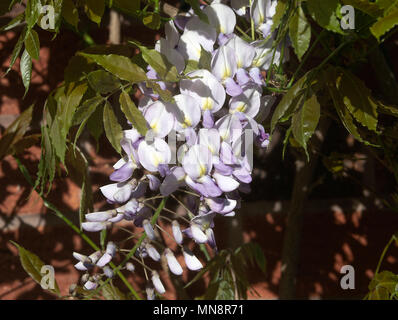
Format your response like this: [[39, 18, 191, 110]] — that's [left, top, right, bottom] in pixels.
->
[[336, 67, 378, 132], [64, 55, 95, 84], [289, 5, 311, 60], [5, 26, 26, 75], [80, 53, 147, 83], [65, 144, 93, 228], [270, 72, 311, 133], [25, 0, 40, 28], [87, 70, 121, 94], [0, 13, 24, 31], [10, 241, 60, 296], [370, 8, 398, 40], [291, 92, 321, 156], [51, 83, 88, 163], [306, 0, 345, 34], [131, 42, 179, 82], [271, 0, 288, 32], [85, 0, 105, 25], [20, 49, 32, 96], [25, 29, 40, 60], [341, 0, 383, 18], [87, 103, 104, 145], [112, 0, 140, 17], [119, 90, 148, 136], [142, 12, 161, 30], [367, 271, 398, 300], [73, 96, 105, 126], [62, 0, 79, 29], [0, 104, 33, 160], [325, 68, 373, 145], [73, 96, 105, 148], [103, 101, 123, 153]]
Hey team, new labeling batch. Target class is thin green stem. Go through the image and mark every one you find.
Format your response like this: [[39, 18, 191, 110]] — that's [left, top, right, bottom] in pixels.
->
[[374, 235, 395, 276], [287, 29, 326, 88]]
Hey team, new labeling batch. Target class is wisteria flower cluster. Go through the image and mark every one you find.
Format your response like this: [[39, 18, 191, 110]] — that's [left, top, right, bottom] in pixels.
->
[[73, 0, 283, 298]]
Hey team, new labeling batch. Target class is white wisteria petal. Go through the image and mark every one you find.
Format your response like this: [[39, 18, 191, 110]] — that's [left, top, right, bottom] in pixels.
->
[[172, 220, 183, 244], [183, 248, 203, 271], [226, 35, 256, 69], [211, 45, 237, 82], [204, 3, 236, 35], [190, 223, 208, 243], [216, 114, 243, 143], [198, 128, 221, 156], [165, 249, 183, 275], [143, 219, 156, 240], [85, 211, 113, 222], [180, 69, 226, 113], [182, 144, 213, 180], [144, 101, 175, 138], [151, 271, 165, 294], [173, 94, 201, 132], [82, 222, 108, 232], [229, 84, 261, 118], [213, 172, 240, 192], [146, 243, 161, 261], [138, 138, 171, 172]]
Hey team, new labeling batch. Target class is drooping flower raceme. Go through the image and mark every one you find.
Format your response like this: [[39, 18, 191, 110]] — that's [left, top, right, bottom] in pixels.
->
[[74, 0, 283, 297]]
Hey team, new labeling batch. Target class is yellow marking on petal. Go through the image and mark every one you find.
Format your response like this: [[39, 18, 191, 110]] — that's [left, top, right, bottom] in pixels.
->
[[222, 67, 231, 80], [199, 163, 207, 177], [202, 98, 214, 110], [183, 117, 192, 128], [220, 26, 226, 34], [152, 152, 163, 167], [237, 59, 243, 69], [236, 103, 247, 113], [150, 120, 159, 133]]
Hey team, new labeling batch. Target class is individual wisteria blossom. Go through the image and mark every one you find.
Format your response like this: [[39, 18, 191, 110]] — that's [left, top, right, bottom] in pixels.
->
[[74, 0, 286, 298]]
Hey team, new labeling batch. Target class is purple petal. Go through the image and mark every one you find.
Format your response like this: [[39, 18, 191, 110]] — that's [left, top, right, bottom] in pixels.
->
[[147, 174, 161, 191], [236, 68, 251, 86], [203, 109, 215, 129], [225, 77, 243, 97], [110, 162, 134, 182]]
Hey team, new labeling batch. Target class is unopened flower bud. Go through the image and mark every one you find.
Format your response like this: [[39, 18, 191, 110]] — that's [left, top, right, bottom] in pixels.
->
[[164, 248, 183, 275], [183, 248, 203, 271], [172, 221, 183, 244], [190, 223, 208, 243], [103, 266, 114, 278], [126, 262, 135, 272], [143, 219, 156, 240], [151, 271, 165, 294], [145, 243, 161, 261]]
